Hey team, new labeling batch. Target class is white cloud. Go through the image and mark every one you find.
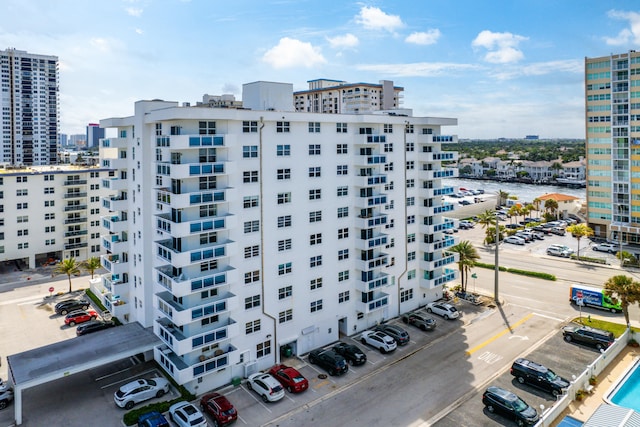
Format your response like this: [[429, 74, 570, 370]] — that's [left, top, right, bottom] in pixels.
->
[[326, 33, 359, 49], [405, 30, 441, 45], [355, 6, 404, 32], [605, 10, 640, 45], [125, 7, 143, 17], [489, 59, 583, 80], [89, 38, 112, 53], [357, 62, 480, 77], [135, 28, 143, 35], [262, 37, 326, 69], [472, 30, 528, 64]]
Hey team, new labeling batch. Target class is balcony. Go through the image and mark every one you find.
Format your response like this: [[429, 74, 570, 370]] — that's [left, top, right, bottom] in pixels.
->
[[355, 234, 388, 250], [355, 272, 389, 293], [164, 161, 236, 179], [102, 273, 128, 292], [102, 215, 128, 233], [423, 236, 457, 252], [155, 238, 235, 268], [64, 217, 87, 225], [102, 234, 128, 253], [415, 134, 459, 145], [156, 264, 238, 297], [64, 204, 87, 212], [354, 194, 387, 209], [156, 317, 240, 356], [102, 195, 128, 212], [156, 212, 237, 238], [422, 151, 458, 162], [101, 254, 128, 275], [101, 137, 128, 149], [102, 177, 127, 191], [155, 343, 237, 385], [354, 154, 386, 166], [420, 169, 457, 180], [156, 291, 238, 326], [355, 253, 388, 271], [420, 253, 458, 271], [357, 291, 389, 314], [102, 157, 128, 170], [64, 192, 87, 199], [421, 268, 457, 288], [64, 229, 88, 237], [104, 297, 129, 319], [63, 179, 87, 186], [355, 213, 387, 229], [354, 174, 387, 188], [64, 242, 88, 250]]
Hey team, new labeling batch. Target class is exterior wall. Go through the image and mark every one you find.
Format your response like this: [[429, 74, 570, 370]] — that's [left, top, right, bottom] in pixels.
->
[[100, 100, 458, 393], [294, 80, 404, 114], [0, 165, 108, 268]]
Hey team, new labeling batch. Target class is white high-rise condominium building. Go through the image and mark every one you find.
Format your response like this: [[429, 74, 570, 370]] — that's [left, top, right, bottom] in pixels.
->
[[97, 81, 459, 393], [0, 49, 59, 166]]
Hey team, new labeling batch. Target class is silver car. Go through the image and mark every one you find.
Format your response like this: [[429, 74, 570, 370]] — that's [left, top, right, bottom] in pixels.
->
[[426, 302, 460, 320], [114, 377, 170, 409]]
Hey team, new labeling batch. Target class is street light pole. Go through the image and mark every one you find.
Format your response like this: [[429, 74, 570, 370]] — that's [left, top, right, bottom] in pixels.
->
[[494, 211, 500, 305]]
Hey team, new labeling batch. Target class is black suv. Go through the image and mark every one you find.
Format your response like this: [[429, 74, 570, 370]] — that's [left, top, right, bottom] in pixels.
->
[[482, 386, 539, 426], [510, 358, 569, 397], [308, 349, 348, 376], [76, 320, 116, 336], [374, 324, 410, 345], [562, 324, 615, 350], [332, 342, 367, 366], [401, 311, 437, 331], [55, 299, 90, 315]]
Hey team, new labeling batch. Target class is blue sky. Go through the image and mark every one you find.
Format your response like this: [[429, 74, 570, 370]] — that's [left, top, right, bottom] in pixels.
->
[[3, 1, 640, 138]]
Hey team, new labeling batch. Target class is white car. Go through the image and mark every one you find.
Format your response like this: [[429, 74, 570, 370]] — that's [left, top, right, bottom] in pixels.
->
[[426, 302, 460, 320], [504, 236, 525, 245], [169, 401, 207, 427], [247, 372, 285, 402], [360, 330, 397, 354], [593, 243, 618, 253], [114, 377, 170, 409], [548, 244, 574, 254]]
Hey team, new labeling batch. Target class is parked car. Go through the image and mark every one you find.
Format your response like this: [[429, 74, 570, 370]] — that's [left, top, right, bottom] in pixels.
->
[[482, 386, 539, 426], [199, 392, 238, 426], [510, 358, 570, 397], [459, 220, 475, 229], [593, 243, 618, 253], [55, 299, 90, 315], [401, 311, 437, 331], [546, 247, 570, 258], [374, 324, 410, 346], [0, 381, 13, 410], [137, 411, 170, 427], [246, 372, 285, 402], [562, 324, 615, 350], [308, 348, 348, 375], [114, 377, 170, 410], [550, 226, 566, 236], [514, 232, 533, 242], [548, 244, 574, 255], [332, 342, 367, 365], [505, 224, 519, 230], [504, 236, 525, 245], [76, 320, 116, 336], [268, 364, 308, 393], [168, 401, 207, 427], [360, 330, 397, 353], [426, 302, 460, 320], [64, 309, 98, 326]]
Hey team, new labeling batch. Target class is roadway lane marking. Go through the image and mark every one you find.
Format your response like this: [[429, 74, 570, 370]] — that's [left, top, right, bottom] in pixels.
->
[[465, 312, 534, 356], [0, 296, 44, 306]]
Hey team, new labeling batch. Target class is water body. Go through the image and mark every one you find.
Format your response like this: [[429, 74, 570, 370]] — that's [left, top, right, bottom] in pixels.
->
[[443, 178, 586, 203]]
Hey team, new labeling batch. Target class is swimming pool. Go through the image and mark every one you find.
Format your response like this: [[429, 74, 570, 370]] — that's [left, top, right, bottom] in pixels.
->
[[606, 357, 640, 411]]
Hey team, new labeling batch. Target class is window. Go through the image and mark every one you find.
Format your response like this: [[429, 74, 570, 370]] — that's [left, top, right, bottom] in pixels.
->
[[400, 288, 413, 303], [407, 197, 415, 206], [277, 144, 291, 156], [246, 319, 261, 334], [336, 123, 348, 133], [310, 277, 322, 290], [155, 123, 162, 136], [338, 228, 349, 239], [338, 249, 349, 260], [17, 229, 28, 236], [407, 233, 416, 243], [386, 218, 395, 228], [46, 239, 55, 246], [308, 122, 321, 133], [308, 167, 321, 177], [405, 124, 414, 133], [309, 189, 321, 200], [278, 262, 292, 275], [244, 270, 260, 284], [277, 168, 291, 180], [244, 245, 260, 259], [337, 207, 349, 218], [406, 179, 415, 188], [384, 143, 393, 152], [385, 162, 394, 172], [200, 232, 217, 244], [242, 145, 258, 158], [406, 142, 415, 152], [17, 176, 27, 183], [257, 340, 271, 358], [336, 143, 348, 154], [407, 215, 415, 224], [310, 299, 323, 313], [201, 260, 218, 272], [278, 239, 292, 251], [337, 165, 348, 175], [338, 270, 349, 282], [17, 243, 29, 249], [44, 187, 54, 194], [309, 144, 321, 155], [408, 270, 416, 280], [278, 286, 292, 300], [337, 186, 348, 197], [199, 176, 217, 190], [310, 255, 322, 268], [406, 161, 415, 170], [408, 251, 416, 261], [243, 171, 259, 183], [310, 233, 322, 245], [385, 181, 394, 191], [200, 204, 217, 218], [244, 196, 259, 208], [17, 202, 28, 210], [17, 216, 28, 223], [277, 192, 291, 204], [277, 215, 292, 228], [338, 291, 350, 303], [279, 309, 293, 324], [45, 213, 55, 220], [383, 124, 393, 133], [245, 295, 261, 309], [244, 220, 259, 233], [243, 121, 258, 133], [45, 226, 55, 233], [276, 121, 290, 133], [309, 211, 322, 223]]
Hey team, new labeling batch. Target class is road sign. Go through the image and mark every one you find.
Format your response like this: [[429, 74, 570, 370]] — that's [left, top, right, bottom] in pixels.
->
[[49, 286, 54, 293], [576, 290, 583, 299], [471, 273, 478, 279], [576, 298, 584, 306]]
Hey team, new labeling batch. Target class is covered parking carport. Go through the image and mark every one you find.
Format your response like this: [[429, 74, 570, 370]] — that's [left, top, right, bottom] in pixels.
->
[[6, 322, 160, 425]]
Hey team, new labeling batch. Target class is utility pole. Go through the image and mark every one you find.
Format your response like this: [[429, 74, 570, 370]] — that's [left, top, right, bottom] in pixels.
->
[[494, 211, 500, 305]]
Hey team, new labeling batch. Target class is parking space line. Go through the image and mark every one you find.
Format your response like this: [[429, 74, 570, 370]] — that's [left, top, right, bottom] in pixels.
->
[[242, 385, 273, 413], [465, 313, 534, 356], [237, 415, 248, 424], [99, 368, 159, 389]]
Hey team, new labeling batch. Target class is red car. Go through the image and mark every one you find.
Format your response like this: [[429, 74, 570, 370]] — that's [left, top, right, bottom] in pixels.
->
[[267, 364, 309, 393], [199, 392, 237, 426], [64, 310, 98, 326]]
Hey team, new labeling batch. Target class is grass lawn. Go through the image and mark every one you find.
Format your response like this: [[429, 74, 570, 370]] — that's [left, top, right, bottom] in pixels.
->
[[571, 316, 638, 338]]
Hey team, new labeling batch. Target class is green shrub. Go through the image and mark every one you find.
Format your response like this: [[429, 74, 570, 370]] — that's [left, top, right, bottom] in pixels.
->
[[123, 398, 184, 426], [473, 262, 556, 281]]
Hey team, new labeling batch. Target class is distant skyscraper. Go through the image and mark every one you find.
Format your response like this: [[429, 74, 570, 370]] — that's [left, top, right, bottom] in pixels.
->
[[69, 134, 86, 147], [58, 133, 68, 147], [86, 123, 104, 149], [0, 48, 59, 165]]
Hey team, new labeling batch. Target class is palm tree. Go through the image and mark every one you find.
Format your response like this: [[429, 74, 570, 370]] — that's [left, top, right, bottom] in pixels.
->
[[82, 256, 102, 279], [566, 223, 594, 258], [544, 199, 559, 220], [603, 275, 640, 327], [550, 161, 564, 179], [507, 205, 520, 225], [532, 198, 542, 216], [55, 258, 81, 293], [498, 190, 509, 207], [617, 251, 637, 267], [449, 241, 480, 294]]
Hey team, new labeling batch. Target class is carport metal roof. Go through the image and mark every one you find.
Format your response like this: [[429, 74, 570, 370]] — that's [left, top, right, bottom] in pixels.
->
[[6, 322, 161, 425]]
